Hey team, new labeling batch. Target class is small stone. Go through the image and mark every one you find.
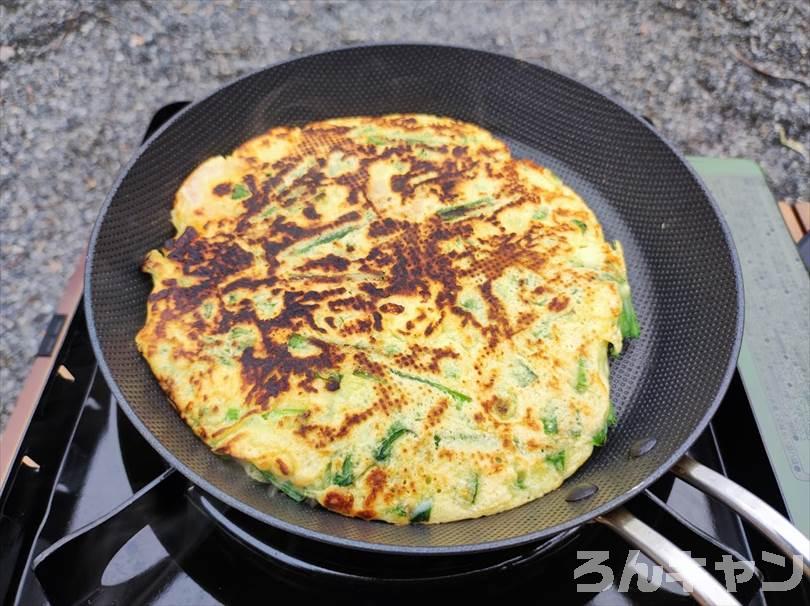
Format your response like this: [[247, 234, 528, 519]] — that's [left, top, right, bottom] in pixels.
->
[[129, 34, 145, 48], [0, 46, 16, 62]]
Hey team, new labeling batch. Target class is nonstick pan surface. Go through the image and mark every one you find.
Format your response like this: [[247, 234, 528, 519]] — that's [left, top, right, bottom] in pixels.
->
[[85, 44, 743, 554]]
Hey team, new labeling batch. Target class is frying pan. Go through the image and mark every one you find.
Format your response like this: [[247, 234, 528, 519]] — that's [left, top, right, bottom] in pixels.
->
[[84, 44, 808, 602]]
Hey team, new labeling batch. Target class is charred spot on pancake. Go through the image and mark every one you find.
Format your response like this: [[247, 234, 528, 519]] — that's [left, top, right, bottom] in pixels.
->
[[213, 182, 232, 196]]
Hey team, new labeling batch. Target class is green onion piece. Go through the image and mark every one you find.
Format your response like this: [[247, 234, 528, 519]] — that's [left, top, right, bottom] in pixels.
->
[[513, 360, 538, 387], [433, 434, 441, 448], [618, 281, 641, 339], [366, 134, 390, 146], [374, 423, 415, 461], [333, 455, 354, 486], [231, 183, 250, 199], [261, 471, 306, 502], [469, 473, 479, 503], [592, 402, 617, 446], [542, 414, 558, 435], [298, 225, 359, 254], [262, 408, 307, 419], [201, 302, 213, 318], [230, 326, 252, 338], [592, 426, 608, 446], [516, 469, 528, 489], [390, 369, 471, 406], [571, 219, 587, 234], [410, 499, 432, 523], [532, 208, 549, 221], [575, 358, 588, 393], [389, 504, 408, 517], [460, 297, 480, 311], [256, 300, 276, 315], [436, 197, 492, 221], [225, 408, 240, 421], [352, 369, 380, 381], [607, 401, 618, 428], [287, 333, 308, 349], [546, 450, 566, 472]]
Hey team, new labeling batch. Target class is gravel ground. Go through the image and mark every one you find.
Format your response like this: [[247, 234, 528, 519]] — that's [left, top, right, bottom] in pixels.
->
[[1, 0, 808, 426]]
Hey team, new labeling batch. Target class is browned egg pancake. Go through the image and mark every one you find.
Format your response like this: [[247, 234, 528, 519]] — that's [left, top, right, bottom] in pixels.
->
[[136, 114, 639, 524]]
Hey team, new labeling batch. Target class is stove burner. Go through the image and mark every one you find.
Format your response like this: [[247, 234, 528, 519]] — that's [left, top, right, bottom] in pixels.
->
[[115, 398, 584, 585]]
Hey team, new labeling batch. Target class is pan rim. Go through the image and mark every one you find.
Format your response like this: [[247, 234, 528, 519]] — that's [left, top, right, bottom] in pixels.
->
[[84, 42, 744, 555]]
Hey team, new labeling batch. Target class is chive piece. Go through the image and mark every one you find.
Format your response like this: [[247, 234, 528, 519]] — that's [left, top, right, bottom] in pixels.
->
[[333, 455, 354, 486], [460, 297, 480, 311], [575, 358, 588, 393], [389, 369, 471, 406], [287, 333, 308, 349], [225, 408, 240, 421], [593, 426, 608, 446], [516, 470, 527, 489], [403, 134, 438, 146], [366, 134, 390, 146], [231, 183, 250, 199], [433, 434, 441, 448], [256, 299, 276, 315], [571, 219, 587, 234], [298, 225, 359, 254], [513, 360, 538, 387], [607, 401, 618, 428], [546, 450, 566, 472], [542, 414, 558, 435], [592, 403, 617, 446], [261, 471, 306, 502], [374, 423, 415, 461], [230, 326, 252, 339], [618, 282, 641, 339], [201, 302, 213, 318], [469, 473, 480, 503], [389, 504, 408, 517], [352, 368, 380, 382], [262, 408, 307, 419], [410, 499, 432, 523], [436, 197, 492, 221], [532, 208, 549, 221]]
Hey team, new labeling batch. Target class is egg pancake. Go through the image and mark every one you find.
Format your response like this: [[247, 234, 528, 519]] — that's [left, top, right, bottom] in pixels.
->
[[136, 114, 639, 524]]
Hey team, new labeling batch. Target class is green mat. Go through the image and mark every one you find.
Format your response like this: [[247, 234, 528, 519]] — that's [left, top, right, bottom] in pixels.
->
[[688, 157, 809, 537]]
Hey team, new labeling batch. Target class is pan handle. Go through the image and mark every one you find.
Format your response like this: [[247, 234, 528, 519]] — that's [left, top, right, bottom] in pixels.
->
[[597, 507, 740, 606], [672, 454, 810, 577]]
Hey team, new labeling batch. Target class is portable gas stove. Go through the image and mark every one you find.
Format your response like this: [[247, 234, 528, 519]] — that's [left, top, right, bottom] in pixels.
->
[[1, 103, 807, 606]]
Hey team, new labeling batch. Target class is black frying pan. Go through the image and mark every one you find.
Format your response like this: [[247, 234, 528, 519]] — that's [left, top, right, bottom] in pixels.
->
[[84, 44, 808, 602]]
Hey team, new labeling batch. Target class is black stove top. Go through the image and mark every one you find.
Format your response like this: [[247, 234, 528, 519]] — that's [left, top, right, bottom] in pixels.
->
[[1, 104, 807, 606]]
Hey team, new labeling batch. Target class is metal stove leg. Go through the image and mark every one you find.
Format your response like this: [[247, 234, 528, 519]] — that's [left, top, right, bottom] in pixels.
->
[[597, 507, 740, 606], [673, 455, 810, 577], [32, 469, 190, 606]]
